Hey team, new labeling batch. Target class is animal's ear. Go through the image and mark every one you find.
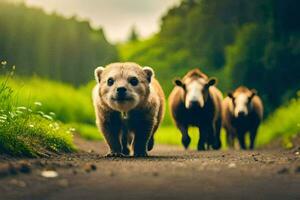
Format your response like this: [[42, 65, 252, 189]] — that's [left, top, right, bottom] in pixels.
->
[[228, 92, 234, 99], [94, 66, 104, 83], [249, 89, 257, 99], [173, 78, 185, 88], [143, 66, 155, 83], [207, 77, 217, 87]]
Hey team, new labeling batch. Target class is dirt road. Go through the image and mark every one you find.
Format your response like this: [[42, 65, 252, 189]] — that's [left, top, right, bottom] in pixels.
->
[[0, 136, 299, 200]]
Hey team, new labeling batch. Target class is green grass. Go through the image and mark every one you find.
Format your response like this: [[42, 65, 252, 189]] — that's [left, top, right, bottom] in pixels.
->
[[155, 126, 228, 150], [0, 67, 75, 157], [72, 123, 103, 141], [1, 76, 95, 125], [256, 94, 300, 147]]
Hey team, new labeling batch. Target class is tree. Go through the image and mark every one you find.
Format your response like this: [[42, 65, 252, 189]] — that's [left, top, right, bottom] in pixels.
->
[[128, 26, 139, 42]]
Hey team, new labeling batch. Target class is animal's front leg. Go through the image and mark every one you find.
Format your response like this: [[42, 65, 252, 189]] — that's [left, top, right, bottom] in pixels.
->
[[133, 124, 152, 157], [121, 130, 130, 156], [198, 125, 214, 151], [249, 126, 258, 150], [177, 125, 191, 149], [100, 119, 123, 157], [237, 130, 246, 150]]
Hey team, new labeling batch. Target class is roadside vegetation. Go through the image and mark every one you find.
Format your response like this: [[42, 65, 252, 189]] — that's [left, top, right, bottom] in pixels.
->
[[257, 94, 300, 148], [0, 64, 75, 157]]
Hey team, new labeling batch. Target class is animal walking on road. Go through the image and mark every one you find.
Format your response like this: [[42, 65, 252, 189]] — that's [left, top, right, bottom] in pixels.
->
[[92, 62, 165, 157], [222, 86, 263, 150], [168, 69, 223, 150]]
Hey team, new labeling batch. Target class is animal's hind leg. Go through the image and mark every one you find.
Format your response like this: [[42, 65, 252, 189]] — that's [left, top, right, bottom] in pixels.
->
[[178, 125, 191, 149], [213, 118, 222, 150], [226, 131, 235, 149], [147, 135, 154, 151]]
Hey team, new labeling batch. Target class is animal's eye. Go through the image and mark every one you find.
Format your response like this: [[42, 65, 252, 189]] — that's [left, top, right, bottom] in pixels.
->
[[129, 77, 139, 86], [107, 78, 114, 86]]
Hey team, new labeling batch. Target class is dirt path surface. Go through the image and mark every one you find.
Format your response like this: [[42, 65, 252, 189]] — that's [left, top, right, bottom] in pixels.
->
[[0, 136, 300, 200]]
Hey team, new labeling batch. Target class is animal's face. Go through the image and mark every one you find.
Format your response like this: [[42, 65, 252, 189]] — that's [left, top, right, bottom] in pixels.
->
[[228, 89, 257, 118], [94, 63, 153, 112], [174, 77, 216, 109]]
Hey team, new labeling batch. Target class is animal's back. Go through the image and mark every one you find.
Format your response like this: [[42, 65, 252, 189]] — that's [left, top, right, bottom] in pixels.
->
[[151, 78, 165, 133], [209, 86, 223, 120], [168, 86, 185, 123], [252, 96, 263, 121], [222, 97, 233, 129]]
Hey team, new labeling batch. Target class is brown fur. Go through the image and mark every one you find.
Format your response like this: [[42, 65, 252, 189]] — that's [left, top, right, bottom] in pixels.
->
[[168, 69, 223, 150], [92, 62, 165, 157], [222, 86, 263, 149]]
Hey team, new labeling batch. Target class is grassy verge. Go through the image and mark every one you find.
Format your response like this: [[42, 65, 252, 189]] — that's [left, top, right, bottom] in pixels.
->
[[256, 93, 300, 147], [155, 126, 228, 150], [71, 123, 103, 141], [0, 65, 75, 157], [1, 76, 95, 125]]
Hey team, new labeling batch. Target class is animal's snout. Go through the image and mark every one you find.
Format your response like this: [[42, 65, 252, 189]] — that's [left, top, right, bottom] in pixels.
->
[[190, 101, 199, 108], [116, 87, 127, 98], [238, 111, 246, 117]]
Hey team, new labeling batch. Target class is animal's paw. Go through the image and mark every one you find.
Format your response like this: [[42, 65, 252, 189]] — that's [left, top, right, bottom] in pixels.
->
[[197, 144, 206, 151], [133, 151, 148, 157], [182, 136, 191, 149], [212, 141, 221, 150], [121, 147, 130, 156], [105, 152, 124, 158]]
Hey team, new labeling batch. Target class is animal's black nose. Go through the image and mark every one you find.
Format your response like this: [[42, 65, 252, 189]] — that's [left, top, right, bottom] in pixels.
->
[[190, 101, 199, 108], [238, 111, 245, 117], [117, 87, 127, 95]]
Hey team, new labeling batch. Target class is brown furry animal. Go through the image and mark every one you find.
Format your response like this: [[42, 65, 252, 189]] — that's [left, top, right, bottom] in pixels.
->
[[168, 69, 223, 150], [222, 86, 263, 150], [92, 62, 165, 157]]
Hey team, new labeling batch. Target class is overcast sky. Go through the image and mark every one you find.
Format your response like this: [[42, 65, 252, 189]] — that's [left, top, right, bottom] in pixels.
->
[[21, 0, 180, 43]]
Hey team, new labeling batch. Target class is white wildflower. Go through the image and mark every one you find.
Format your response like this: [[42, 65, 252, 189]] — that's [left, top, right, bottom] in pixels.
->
[[34, 102, 42, 106], [9, 112, 15, 118], [0, 115, 7, 120], [29, 124, 34, 128], [15, 110, 23, 115], [43, 114, 53, 121], [37, 111, 44, 115], [69, 128, 76, 132], [49, 112, 56, 116], [17, 106, 27, 111]]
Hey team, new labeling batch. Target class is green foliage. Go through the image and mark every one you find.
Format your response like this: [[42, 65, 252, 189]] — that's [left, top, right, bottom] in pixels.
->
[[119, 0, 300, 114], [72, 123, 103, 141], [128, 26, 139, 42], [257, 93, 300, 147], [0, 66, 75, 157], [0, 76, 95, 125], [0, 1, 118, 86]]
